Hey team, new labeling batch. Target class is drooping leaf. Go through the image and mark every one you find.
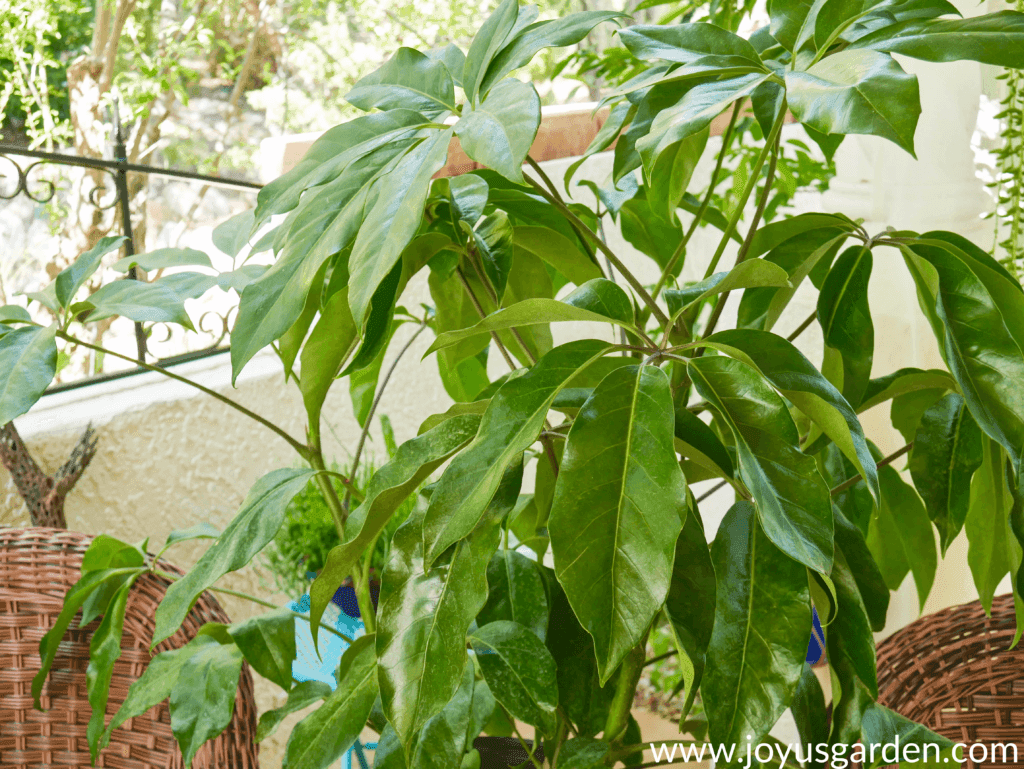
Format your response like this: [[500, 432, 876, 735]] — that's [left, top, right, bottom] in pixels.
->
[[663, 503, 715, 719], [908, 393, 983, 552], [169, 639, 245, 767], [256, 680, 332, 743], [85, 573, 141, 759], [509, 227, 599, 289], [0, 324, 57, 425], [349, 129, 453, 326], [786, 50, 920, 156], [113, 247, 212, 274], [965, 438, 1013, 613], [556, 738, 610, 768], [674, 406, 734, 480], [857, 367, 956, 413], [228, 609, 296, 691], [473, 211, 515, 300], [479, 11, 626, 95], [455, 79, 541, 186], [791, 664, 828, 769], [850, 11, 1024, 67], [462, 0, 520, 102], [469, 620, 558, 736], [340, 258, 402, 378], [283, 635, 378, 769], [834, 507, 889, 631], [666, 259, 791, 321], [565, 100, 636, 190], [83, 280, 194, 329], [647, 128, 709, 220], [478, 549, 550, 642], [549, 364, 687, 682], [860, 704, 958, 768], [866, 464, 936, 610], [704, 328, 879, 503], [410, 657, 479, 768], [55, 236, 127, 307], [618, 22, 766, 65], [636, 73, 772, 171], [153, 468, 315, 646], [299, 287, 358, 427], [309, 415, 482, 648], [817, 245, 874, 407], [376, 511, 500, 751], [346, 47, 457, 114], [688, 355, 834, 573], [830, 547, 878, 697], [704, 501, 811, 757], [427, 279, 634, 355], [422, 339, 613, 565], [449, 174, 490, 226]]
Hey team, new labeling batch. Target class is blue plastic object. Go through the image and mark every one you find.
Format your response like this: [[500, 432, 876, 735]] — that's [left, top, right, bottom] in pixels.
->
[[289, 593, 373, 766]]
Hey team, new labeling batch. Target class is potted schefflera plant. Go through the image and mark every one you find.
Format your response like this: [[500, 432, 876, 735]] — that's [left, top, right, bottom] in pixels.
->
[[8, 2, 1024, 767]]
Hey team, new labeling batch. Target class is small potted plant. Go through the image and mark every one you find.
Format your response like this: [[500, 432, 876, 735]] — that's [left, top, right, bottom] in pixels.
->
[[6, 2, 1024, 766]]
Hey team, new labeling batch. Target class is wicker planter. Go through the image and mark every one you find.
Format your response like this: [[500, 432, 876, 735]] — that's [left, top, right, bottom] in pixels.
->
[[876, 594, 1024, 769], [0, 527, 259, 769]]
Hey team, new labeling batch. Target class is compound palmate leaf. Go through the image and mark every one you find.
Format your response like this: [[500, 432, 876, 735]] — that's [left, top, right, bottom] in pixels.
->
[[549, 364, 687, 683]]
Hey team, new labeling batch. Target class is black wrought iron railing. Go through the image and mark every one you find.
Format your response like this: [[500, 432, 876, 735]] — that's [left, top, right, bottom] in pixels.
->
[[0, 124, 265, 392]]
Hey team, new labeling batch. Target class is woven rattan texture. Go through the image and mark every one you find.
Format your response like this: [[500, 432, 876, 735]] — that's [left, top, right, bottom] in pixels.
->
[[0, 527, 259, 768], [876, 594, 1024, 769]]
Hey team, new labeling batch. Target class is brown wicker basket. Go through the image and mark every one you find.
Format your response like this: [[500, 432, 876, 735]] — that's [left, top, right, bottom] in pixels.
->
[[876, 594, 1024, 769], [0, 527, 260, 768]]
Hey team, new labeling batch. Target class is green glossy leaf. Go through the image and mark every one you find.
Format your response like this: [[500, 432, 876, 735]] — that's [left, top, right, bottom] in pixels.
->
[[78, 537, 145, 628], [621, 22, 765, 63], [153, 468, 315, 646], [851, 11, 1024, 67], [254, 110, 427, 226], [283, 635, 378, 769], [299, 287, 357, 427], [738, 228, 849, 331], [688, 355, 834, 573], [674, 406, 734, 480], [619, 195, 684, 273], [664, 504, 715, 719], [648, 128, 709, 220], [169, 639, 245, 767], [704, 328, 880, 504], [462, 0, 519, 102], [217, 264, 270, 293], [817, 245, 874, 407], [908, 393, 983, 552], [830, 547, 878, 697], [857, 367, 956, 413], [786, 49, 920, 155], [666, 260, 791, 322], [478, 549, 549, 642], [480, 11, 625, 95], [473, 211, 515, 300], [791, 664, 828, 769], [770, 0, 816, 51], [512, 226, 603, 287], [427, 280, 633, 356], [557, 738, 609, 768], [98, 636, 219, 752], [55, 236, 126, 307], [861, 704, 958, 768], [549, 364, 687, 682], [423, 339, 612, 565], [565, 100, 636, 190], [410, 658, 478, 768], [157, 272, 218, 301], [85, 573, 141, 759], [448, 174, 489, 226], [24, 283, 59, 313], [376, 511, 500, 751], [892, 388, 947, 445], [228, 609, 296, 691], [212, 210, 255, 258], [469, 620, 558, 736], [83, 280, 193, 328], [309, 415, 481, 648], [340, 258, 402, 379], [544, 577, 615, 737], [747, 212, 855, 259], [456, 79, 540, 186], [966, 438, 1013, 613], [704, 501, 811, 756], [256, 680, 332, 743], [429, 43, 467, 87], [904, 235, 1024, 473], [113, 247, 212, 273], [347, 47, 457, 113], [349, 130, 453, 326], [637, 73, 771, 170], [866, 464, 936, 610], [0, 324, 56, 425], [834, 507, 889, 631]]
